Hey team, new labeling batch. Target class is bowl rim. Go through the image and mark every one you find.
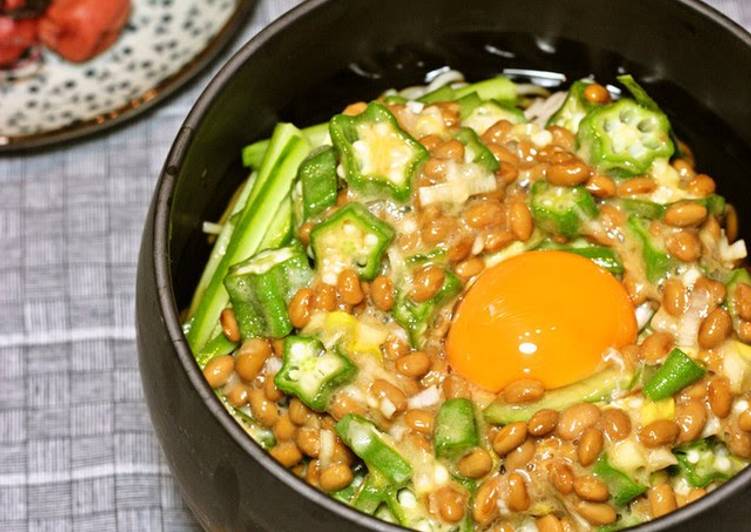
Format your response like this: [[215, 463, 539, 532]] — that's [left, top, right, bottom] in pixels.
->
[[150, 0, 751, 529]]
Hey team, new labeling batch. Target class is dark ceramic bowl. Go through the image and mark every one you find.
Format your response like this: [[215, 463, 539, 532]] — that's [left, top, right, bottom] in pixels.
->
[[136, 0, 751, 530]]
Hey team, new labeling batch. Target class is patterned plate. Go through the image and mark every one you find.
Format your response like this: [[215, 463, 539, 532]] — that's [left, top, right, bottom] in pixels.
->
[[0, 0, 254, 151]]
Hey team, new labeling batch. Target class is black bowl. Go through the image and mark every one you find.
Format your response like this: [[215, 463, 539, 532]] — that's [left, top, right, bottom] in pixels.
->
[[136, 0, 751, 530]]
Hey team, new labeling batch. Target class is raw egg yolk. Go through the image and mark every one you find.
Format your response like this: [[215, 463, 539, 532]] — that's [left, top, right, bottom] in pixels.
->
[[446, 251, 637, 392]]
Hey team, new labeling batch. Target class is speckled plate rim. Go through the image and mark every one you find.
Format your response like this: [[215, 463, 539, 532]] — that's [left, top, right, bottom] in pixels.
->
[[0, 0, 256, 154]]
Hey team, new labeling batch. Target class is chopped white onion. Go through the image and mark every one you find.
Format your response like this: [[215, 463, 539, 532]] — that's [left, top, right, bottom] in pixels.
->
[[264, 356, 282, 376], [676, 289, 710, 347], [407, 385, 441, 409], [319, 429, 335, 469], [524, 91, 567, 126], [418, 159, 497, 206], [425, 69, 465, 92], [719, 237, 748, 263], [201, 221, 224, 235], [515, 83, 551, 97], [635, 302, 657, 331]]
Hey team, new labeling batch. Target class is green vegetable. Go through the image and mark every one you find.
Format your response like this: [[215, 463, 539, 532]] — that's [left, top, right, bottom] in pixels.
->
[[484, 367, 631, 424], [454, 76, 517, 103], [224, 243, 314, 339], [598, 512, 646, 532], [195, 332, 238, 368], [453, 127, 499, 172], [616, 75, 660, 111], [418, 83, 455, 104], [300, 145, 338, 220], [242, 122, 330, 169], [418, 75, 517, 105], [261, 195, 294, 249], [547, 80, 599, 133], [577, 98, 674, 177], [644, 348, 706, 401], [530, 181, 599, 238], [187, 123, 311, 352], [593, 455, 647, 506], [434, 398, 479, 459], [352, 471, 409, 525], [698, 194, 726, 217], [456, 92, 483, 119], [310, 203, 395, 281], [627, 216, 674, 283], [275, 336, 357, 411], [230, 405, 276, 448], [405, 248, 447, 267], [727, 268, 751, 331], [619, 196, 725, 222], [336, 414, 413, 486], [618, 198, 666, 220], [462, 100, 526, 135], [393, 270, 462, 347], [330, 102, 428, 202], [332, 466, 366, 504], [535, 239, 624, 276], [188, 174, 256, 318], [673, 438, 734, 488]]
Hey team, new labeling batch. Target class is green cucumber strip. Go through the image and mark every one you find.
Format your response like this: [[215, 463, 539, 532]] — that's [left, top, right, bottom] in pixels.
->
[[187, 125, 310, 352], [484, 368, 631, 424], [188, 173, 256, 318], [259, 195, 293, 250], [195, 332, 238, 369], [455, 76, 517, 103], [242, 122, 329, 168]]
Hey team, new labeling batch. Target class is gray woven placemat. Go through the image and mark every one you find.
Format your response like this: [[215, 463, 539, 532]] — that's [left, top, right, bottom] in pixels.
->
[[0, 0, 748, 530]]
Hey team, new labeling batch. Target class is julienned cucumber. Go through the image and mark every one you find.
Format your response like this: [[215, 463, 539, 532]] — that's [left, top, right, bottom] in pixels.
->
[[484, 367, 632, 424], [187, 124, 311, 352], [187, 173, 257, 318], [242, 122, 330, 169]]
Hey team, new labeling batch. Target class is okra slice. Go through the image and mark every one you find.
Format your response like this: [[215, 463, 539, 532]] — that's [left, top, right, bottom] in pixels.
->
[[433, 398, 479, 459], [617, 198, 667, 220], [392, 270, 462, 347], [461, 100, 526, 136], [627, 216, 675, 283], [643, 348, 705, 401], [547, 80, 599, 133], [530, 181, 598, 239], [336, 414, 413, 486], [275, 336, 357, 411], [330, 102, 428, 202], [310, 203, 395, 283], [673, 438, 736, 488], [453, 127, 499, 172], [593, 455, 647, 506], [224, 244, 314, 339], [577, 98, 674, 177], [300, 145, 338, 220]]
